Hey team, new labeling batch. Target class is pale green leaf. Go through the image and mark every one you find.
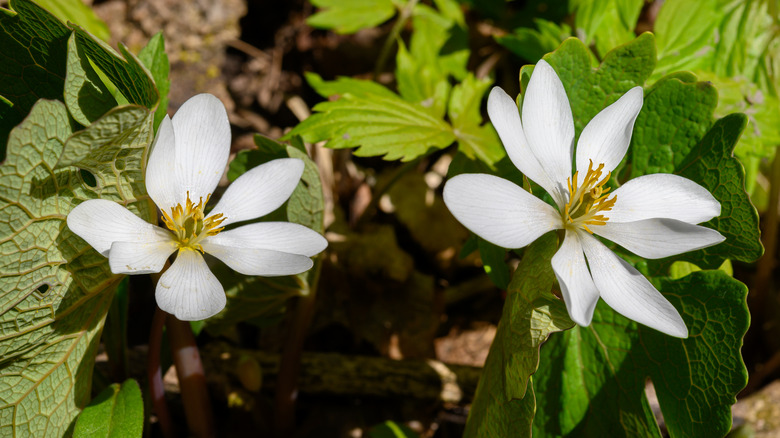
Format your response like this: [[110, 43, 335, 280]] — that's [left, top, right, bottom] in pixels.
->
[[285, 78, 455, 162], [307, 0, 397, 34], [0, 100, 154, 436]]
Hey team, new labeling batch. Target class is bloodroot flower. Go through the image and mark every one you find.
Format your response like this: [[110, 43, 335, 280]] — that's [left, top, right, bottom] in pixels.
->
[[68, 94, 327, 321], [443, 60, 725, 338]]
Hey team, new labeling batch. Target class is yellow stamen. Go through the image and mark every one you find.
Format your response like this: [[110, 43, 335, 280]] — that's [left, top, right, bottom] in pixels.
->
[[162, 191, 225, 251], [563, 160, 617, 233]]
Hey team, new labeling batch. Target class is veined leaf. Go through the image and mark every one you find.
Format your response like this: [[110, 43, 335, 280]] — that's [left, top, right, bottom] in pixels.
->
[[72, 26, 158, 110], [533, 271, 748, 437], [0, 100, 154, 436], [307, 0, 398, 34], [570, 0, 643, 58], [65, 31, 117, 126], [137, 32, 170, 131], [286, 75, 455, 162], [0, 0, 70, 155], [205, 136, 324, 334], [448, 74, 505, 167], [465, 233, 574, 437], [73, 379, 143, 438], [34, 0, 110, 42]]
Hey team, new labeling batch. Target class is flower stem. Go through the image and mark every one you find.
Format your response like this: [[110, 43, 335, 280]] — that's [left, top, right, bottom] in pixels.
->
[[148, 306, 177, 438], [166, 314, 215, 438], [273, 260, 323, 437], [373, 0, 419, 80]]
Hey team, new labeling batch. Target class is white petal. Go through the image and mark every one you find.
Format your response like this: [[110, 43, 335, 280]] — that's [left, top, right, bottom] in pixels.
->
[[172, 93, 231, 205], [156, 249, 226, 321], [108, 233, 177, 274], [607, 174, 721, 224], [145, 115, 178, 212], [487, 87, 565, 207], [594, 218, 725, 259], [551, 229, 600, 326], [576, 87, 643, 185], [67, 199, 163, 256], [208, 158, 304, 227], [443, 174, 561, 249], [204, 222, 327, 257], [521, 60, 574, 191], [579, 232, 688, 338], [202, 241, 314, 276]]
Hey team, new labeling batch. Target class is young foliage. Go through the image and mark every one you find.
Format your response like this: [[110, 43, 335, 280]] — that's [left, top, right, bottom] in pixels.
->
[[307, 0, 399, 34], [73, 379, 144, 438], [289, 0, 504, 166]]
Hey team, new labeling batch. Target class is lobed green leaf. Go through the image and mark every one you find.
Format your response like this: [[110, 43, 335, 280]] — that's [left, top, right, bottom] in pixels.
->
[[307, 0, 397, 34]]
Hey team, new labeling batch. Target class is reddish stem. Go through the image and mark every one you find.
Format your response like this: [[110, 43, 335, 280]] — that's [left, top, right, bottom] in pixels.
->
[[166, 314, 215, 438], [148, 307, 177, 438]]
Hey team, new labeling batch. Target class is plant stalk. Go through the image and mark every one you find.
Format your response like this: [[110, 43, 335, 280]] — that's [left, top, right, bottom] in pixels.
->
[[373, 0, 419, 79], [167, 314, 215, 438], [273, 261, 323, 437], [148, 306, 177, 438]]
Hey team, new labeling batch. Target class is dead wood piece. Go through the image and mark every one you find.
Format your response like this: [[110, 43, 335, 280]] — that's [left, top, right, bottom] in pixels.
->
[[202, 341, 482, 404]]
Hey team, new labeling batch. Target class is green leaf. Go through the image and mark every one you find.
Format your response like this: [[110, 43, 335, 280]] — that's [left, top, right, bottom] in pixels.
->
[[674, 114, 763, 267], [73, 379, 143, 438], [307, 0, 397, 34], [0, 100, 154, 436], [205, 136, 325, 334], [476, 238, 509, 290], [72, 26, 159, 110], [653, 0, 720, 76], [65, 32, 117, 126], [448, 74, 506, 167], [465, 233, 574, 437], [34, 0, 111, 42], [570, 0, 643, 58], [0, 0, 70, 155], [630, 73, 762, 267], [533, 270, 749, 437], [137, 32, 170, 131], [285, 75, 455, 161], [521, 33, 655, 147], [496, 19, 572, 62], [631, 73, 717, 176]]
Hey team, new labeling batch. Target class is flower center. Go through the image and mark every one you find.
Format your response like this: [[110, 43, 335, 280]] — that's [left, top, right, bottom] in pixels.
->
[[563, 160, 617, 233], [162, 192, 226, 252]]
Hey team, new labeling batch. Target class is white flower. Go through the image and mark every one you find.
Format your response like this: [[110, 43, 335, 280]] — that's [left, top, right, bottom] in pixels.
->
[[67, 94, 328, 321], [443, 60, 725, 338]]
